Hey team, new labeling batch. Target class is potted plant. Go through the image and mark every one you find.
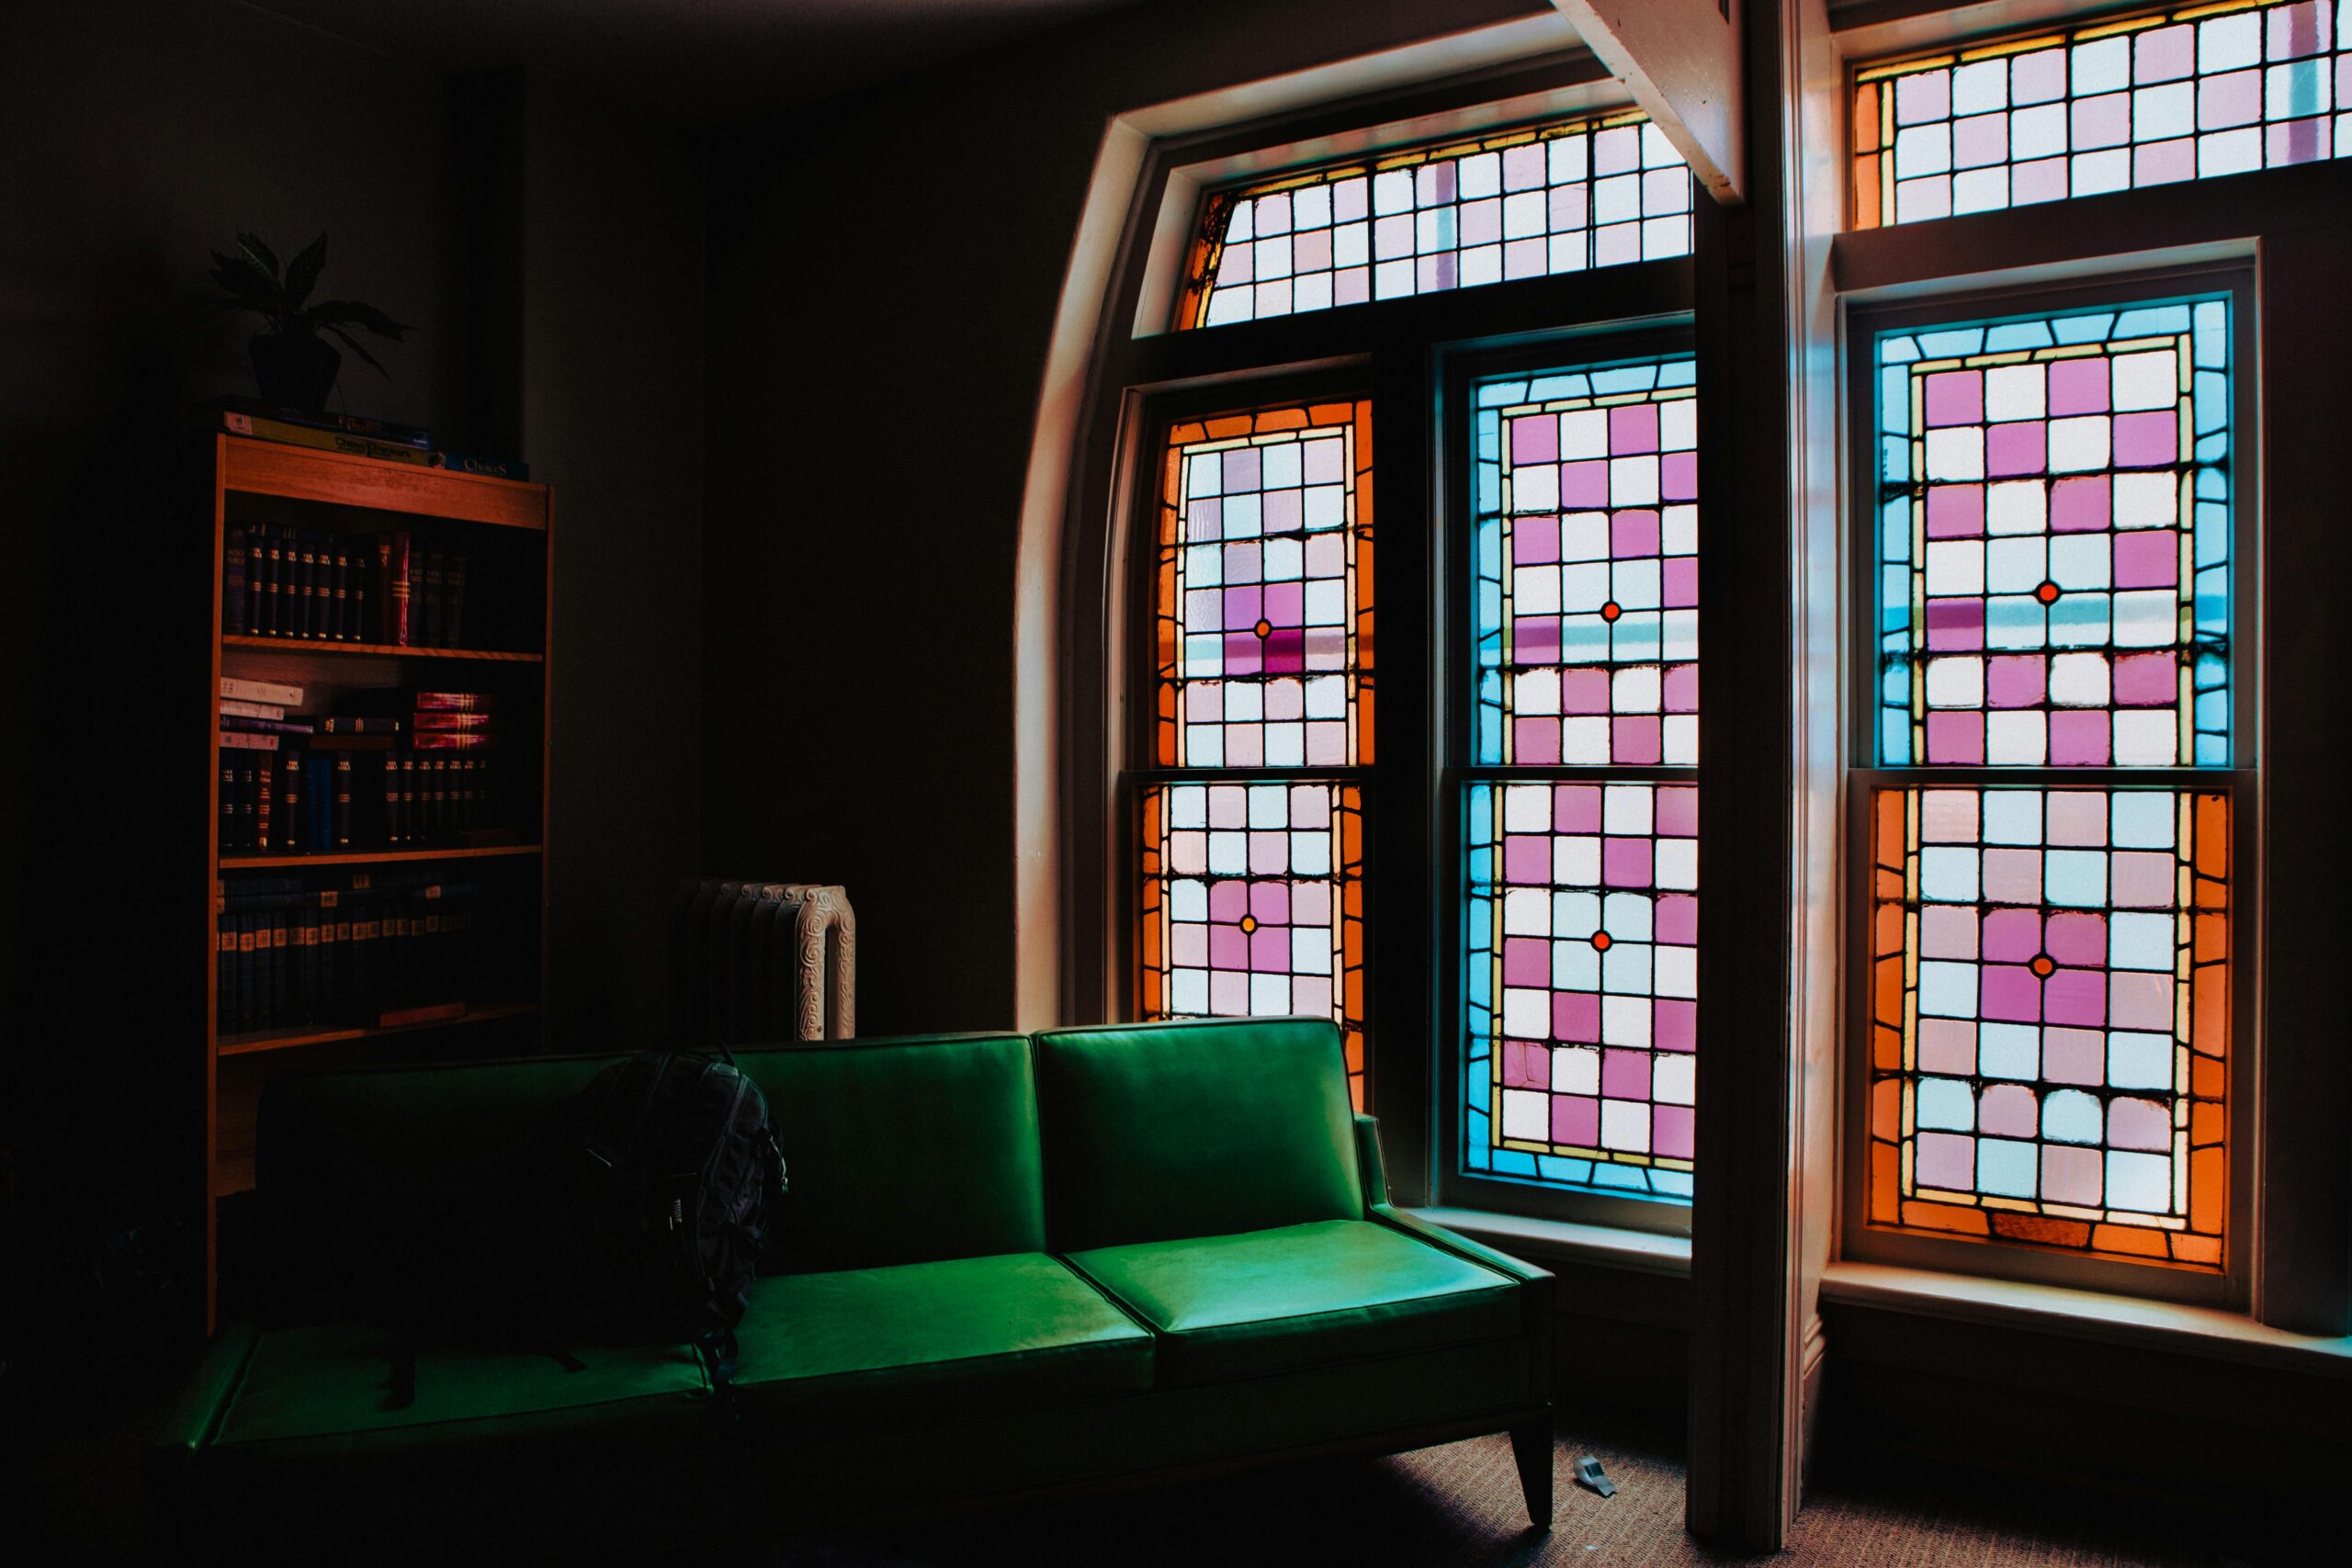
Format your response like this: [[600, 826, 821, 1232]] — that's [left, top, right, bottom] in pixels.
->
[[209, 231, 409, 412]]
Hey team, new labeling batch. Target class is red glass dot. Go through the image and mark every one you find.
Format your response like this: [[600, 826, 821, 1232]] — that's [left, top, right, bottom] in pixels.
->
[[1590, 931, 1612, 952], [1254, 618, 1273, 638], [1239, 915, 1258, 934], [2034, 581, 2062, 605], [1600, 601, 1623, 623], [2029, 954, 2055, 978]]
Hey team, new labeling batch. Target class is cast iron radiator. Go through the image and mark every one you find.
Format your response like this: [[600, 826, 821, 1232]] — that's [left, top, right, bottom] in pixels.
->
[[671, 880, 856, 1043]]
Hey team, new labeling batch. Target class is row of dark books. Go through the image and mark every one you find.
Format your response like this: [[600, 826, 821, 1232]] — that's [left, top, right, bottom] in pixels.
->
[[219, 749, 500, 852], [224, 525, 468, 647], [216, 871, 492, 1035], [216, 398, 530, 480]]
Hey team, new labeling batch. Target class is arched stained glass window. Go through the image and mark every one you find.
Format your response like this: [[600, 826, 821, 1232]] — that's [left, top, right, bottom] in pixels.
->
[[1178, 109, 1693, 330]]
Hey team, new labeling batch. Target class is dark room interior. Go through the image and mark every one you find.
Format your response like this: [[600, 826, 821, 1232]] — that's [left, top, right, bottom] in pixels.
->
[[3, 0, 2346, 1562]]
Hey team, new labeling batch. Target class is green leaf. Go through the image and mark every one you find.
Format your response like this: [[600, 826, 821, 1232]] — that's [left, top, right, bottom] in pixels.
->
[[323, 323, 391, 377], [283, 232, 328, 308], [308, 299, 409, 340], [235, 231, 280, 279]]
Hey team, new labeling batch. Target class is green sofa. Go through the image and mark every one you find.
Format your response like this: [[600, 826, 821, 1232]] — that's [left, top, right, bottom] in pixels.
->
[[153, 1018, 1555, 1558]]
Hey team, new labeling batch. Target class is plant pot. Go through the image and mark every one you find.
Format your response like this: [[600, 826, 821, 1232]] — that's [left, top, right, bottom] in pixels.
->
[[249, 333, 342, 412]]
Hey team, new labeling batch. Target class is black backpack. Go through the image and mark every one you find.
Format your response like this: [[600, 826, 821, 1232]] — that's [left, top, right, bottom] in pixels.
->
[[380, 1046, 785, 1406], [571, 1046, 787, 1382]]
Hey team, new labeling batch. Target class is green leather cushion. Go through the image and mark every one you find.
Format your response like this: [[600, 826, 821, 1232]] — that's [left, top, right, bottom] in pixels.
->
[[209, 1325, 710, 1450], [1034, 1018, 1363, 1251], [1067, 1219, 1521, 1387], [730, 1252, 1151, 1418], [731, 1034, 1047, 1269]]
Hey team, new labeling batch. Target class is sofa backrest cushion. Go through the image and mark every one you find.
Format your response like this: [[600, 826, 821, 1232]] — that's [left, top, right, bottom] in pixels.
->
[[1032, 1018, 1363, 1252], [731, 1033, 1046, 1271]]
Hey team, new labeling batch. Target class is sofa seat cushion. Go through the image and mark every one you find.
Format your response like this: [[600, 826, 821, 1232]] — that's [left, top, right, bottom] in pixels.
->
[[1066, 1219, 1521, 1387], [213, 1326, 711, 1450], [731, 1252, 1152, 1420]]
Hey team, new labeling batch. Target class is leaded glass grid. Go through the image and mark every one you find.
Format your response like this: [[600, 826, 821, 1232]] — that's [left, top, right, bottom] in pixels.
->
[[1140, 779, 1367, 1102], [1472, 355, 1700, 766], [1177, 110, 1693, 331], [1852, 0, 2350, 229], [1872, 298, 2231, 768], [1154, 400, 1374, 768], [1865, 785, 2229, 1269], [1464, 781, 1697, 1198]]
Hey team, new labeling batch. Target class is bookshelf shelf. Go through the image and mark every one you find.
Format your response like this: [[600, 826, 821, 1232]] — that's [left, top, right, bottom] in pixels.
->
[[222, 635, 543, 663], [203, 431, 552, 1331], [216, 1000, 541, 1059], [221, 435, 548, 530], [218, 843, 542, 871]]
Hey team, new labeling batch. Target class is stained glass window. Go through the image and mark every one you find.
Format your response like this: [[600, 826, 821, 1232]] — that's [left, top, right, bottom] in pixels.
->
[[1853, 0, 2349, 229], [1472, 356, 1700, 766], [1865, 785, 2229, 1268], [1154, 400, 1374, 768], [1178, 110, 1693, 331], [1872, 298, 2231, 767], [1140, 779, 1367, 1097], [1464, 782, 1698, 1196]]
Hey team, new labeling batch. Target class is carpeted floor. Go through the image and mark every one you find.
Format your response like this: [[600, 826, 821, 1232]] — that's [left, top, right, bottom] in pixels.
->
[[742, 1413, 2328, 1568]]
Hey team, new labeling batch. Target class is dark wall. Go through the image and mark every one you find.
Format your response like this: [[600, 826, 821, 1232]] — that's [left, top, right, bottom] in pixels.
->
[[0, 1, 702, 1231], [701, 0, 1541, 1036]]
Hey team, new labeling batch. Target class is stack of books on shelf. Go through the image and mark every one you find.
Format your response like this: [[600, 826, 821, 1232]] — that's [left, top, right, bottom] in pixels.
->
[[219, 679, 509, 853], [224, 525, 468, 647], [216, 869, 486, 1035], [213, 397, 529, 480]]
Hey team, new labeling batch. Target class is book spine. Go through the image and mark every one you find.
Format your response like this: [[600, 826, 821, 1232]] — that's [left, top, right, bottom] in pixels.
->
[[224, 525, 247, 635], [334, 754, 353, 849], [316, 716, 402, 735], [379, 531, 412, 647], [254, 752, 273, 852], [409, 731, 491, 751], [243, 530, 264, 637], [298, 530, 320, 639], [220, 677, 303, 706], [445, 552, 467, 647], [410, 711, 493, 731], [222, 412, 434, 466], [421, 551, 445, 648], [259, 525, 283, 637], [235, 912, 256, 1032], [410, 692, 492, 713], [219, 751, 237, 852], [270, 898, 290, 1028], [429, 451, 529, 481], [220, 716, 315, 737], [217, 905, 236, 1032], [220, 400, 435, 448], [218, 699, 286, 721], [280, 750, 303, 854], [218, 729, 280, 751]]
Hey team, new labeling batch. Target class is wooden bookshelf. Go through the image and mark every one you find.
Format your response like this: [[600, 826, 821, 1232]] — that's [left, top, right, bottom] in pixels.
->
[[204, 433, 552, 1329], [222, 634, 543, 662], [218, 843, 542, 871]]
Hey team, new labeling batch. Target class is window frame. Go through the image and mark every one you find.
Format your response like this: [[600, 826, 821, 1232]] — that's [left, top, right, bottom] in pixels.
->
[[1080, 51, 1702, 1224], [1838, 263, 2262, 1308], [1434, 324, 1702, 1235]]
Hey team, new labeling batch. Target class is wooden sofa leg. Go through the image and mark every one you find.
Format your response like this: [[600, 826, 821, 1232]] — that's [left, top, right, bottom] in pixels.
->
[[1510, 1416, 1555, 1528]]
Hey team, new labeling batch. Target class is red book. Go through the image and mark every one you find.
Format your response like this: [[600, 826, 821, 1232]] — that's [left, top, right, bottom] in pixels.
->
[[376, 530, 413, 647]]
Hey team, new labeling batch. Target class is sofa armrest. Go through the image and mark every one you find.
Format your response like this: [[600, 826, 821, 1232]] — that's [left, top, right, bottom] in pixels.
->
[[1369, 1204, 1555, 1403], [150, 1321, 256, 1455], [1351, 1113, 1390, 1207]]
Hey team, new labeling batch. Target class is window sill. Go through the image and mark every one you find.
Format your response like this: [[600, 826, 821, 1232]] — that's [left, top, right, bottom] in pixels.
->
[[1822, 1260, 2352, 1378], [1402, 1205, 1692, 1278]]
